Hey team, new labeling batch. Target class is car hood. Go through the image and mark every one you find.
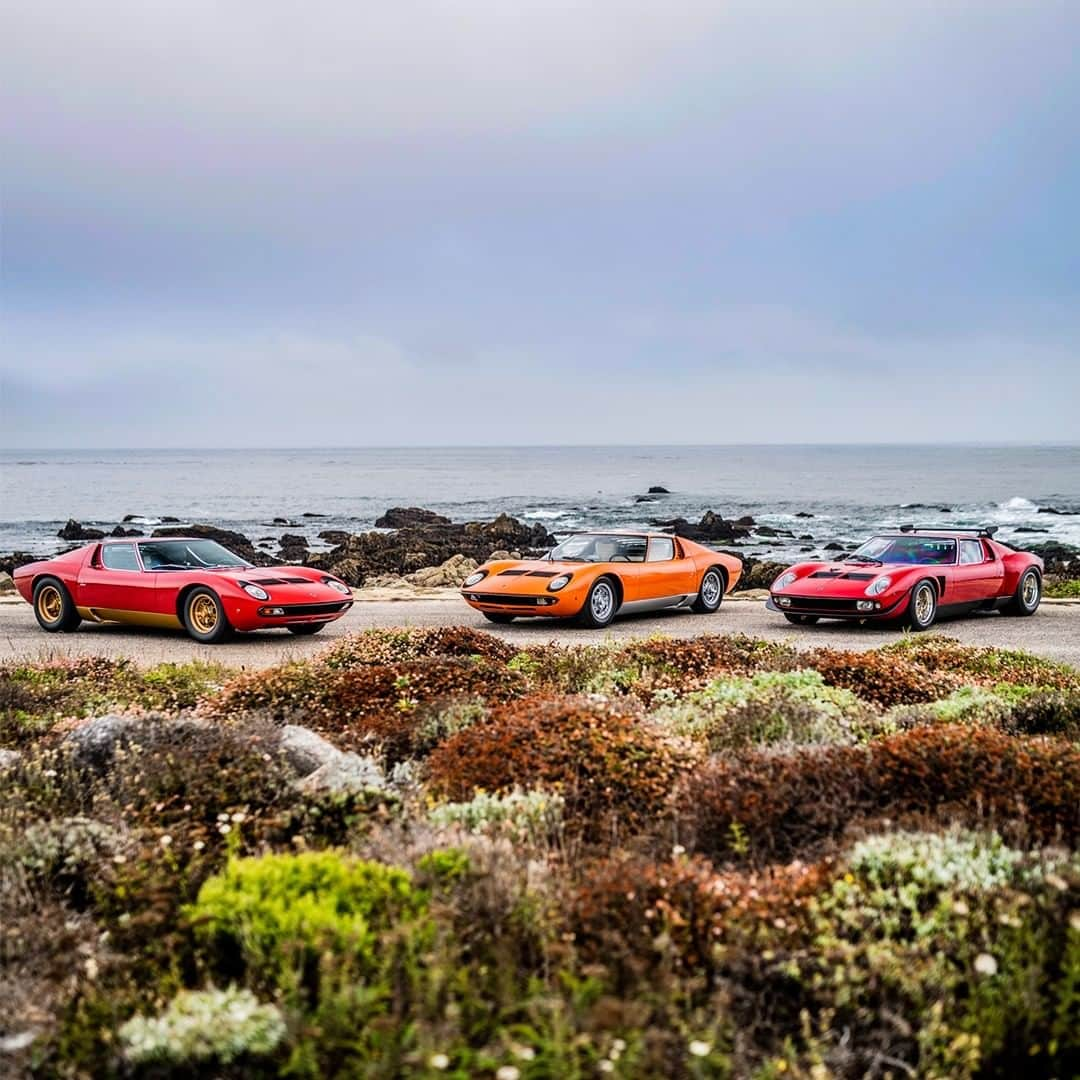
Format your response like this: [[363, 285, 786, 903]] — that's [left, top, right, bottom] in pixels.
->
[[466, 560, 587, 592], [778, 562, 899, 596]]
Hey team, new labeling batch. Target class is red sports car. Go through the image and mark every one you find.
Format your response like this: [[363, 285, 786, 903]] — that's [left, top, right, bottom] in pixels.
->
[[13, 537, 354, 643], [767, 526, 1042, 631]]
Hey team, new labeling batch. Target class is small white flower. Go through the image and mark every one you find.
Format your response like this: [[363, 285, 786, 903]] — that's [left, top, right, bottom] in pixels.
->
[[428, 1053, 450, 1070], [192, 840, 205, 852], [496, 1067, 521, 1080], [612, 1039, 626, 1053], [1069, 910, 1080, 933], [231, 811, 246, 823], [672, 844, 686, 857], [159, 835, 173, 848], [216, 813, 230, 822], [43, 769, 57, 778], [974, 952, 998, 976], [513, 1045, 535, 1061], [688, 1039, 711, 1057], [218, 823, 231, 835], [952, 900, 969, 916], [599, 1061, 615, 1074]]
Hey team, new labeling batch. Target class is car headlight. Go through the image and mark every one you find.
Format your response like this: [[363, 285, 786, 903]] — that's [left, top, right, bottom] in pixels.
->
[[241, 583, 269, 601], [865, 575, 892, 596], [462, 570, 488, 588], [547, 574, 572, 592], [773, 571, 798, 591], [322, 578, 351, 595]]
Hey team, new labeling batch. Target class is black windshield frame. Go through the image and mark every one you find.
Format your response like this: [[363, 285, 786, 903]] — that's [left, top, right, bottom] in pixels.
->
[[137, 539, 251, 571]]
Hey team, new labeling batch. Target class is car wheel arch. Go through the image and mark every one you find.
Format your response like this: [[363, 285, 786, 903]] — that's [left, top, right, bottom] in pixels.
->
[[707, 564, 729, 592], [605, 574, 624, 609]]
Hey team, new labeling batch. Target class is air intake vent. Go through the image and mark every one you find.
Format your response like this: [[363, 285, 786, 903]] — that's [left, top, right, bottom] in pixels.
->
[[527, 571, 557, 578], [253, 577, 289, 585], [809, 571, 875, 581], [498, 569, 528, 576]]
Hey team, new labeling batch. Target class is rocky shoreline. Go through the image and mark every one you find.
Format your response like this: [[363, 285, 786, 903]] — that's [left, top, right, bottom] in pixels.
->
[[2, 508, 1079, 596]]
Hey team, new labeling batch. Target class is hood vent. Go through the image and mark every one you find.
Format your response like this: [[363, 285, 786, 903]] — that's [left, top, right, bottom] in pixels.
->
[[809, 571, 876, 581], [527, 571, 557, 578], [498, 569, 528, 576], [253, 576, 313, 585]]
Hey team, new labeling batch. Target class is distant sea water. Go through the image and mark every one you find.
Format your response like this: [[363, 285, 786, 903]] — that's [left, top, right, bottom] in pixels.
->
[[2, 445, 1079, 562]]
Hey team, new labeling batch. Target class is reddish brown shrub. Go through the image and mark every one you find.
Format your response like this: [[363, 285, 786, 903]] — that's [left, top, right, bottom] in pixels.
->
[[801, 648, 958, 707], [426, 695, 690, 831], [677, 725, 1080, 862], [614, 634, 797, 691], [319, 626, 517, 668]]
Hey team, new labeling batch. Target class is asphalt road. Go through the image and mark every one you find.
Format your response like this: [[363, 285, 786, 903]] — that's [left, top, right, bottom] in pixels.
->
[[2, 595, 1078, 668]]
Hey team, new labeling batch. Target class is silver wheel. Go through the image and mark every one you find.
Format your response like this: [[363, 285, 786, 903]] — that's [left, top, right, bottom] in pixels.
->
[[590, 581, 615, 623], [1021, 571, 1039, 609], [701, 571, 721, 607], [910, 582, 936, 629]]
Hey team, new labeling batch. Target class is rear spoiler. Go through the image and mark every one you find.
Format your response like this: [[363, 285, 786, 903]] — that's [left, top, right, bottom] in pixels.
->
[[898, 524, 998, 538]]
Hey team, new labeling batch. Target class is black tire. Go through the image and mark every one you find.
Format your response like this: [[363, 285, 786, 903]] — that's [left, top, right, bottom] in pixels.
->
[[482, 612, 515, 625], [32, 576, 81, 633], [904, 579, 938, 631], [1005, 569, 1041, 616], [577, 576, 619, 628], [286, 623, 327, 636], [181, 587, 231, 644], [691, 567, 725, 614], [783, 613, 819, 626]]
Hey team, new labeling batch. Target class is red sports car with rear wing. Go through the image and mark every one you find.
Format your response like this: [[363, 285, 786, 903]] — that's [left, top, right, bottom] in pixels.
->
[[767, 526, 1042, 631], [13, 537, 354, 643]]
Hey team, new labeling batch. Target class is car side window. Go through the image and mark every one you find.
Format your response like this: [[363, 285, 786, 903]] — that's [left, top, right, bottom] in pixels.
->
[[101, 544, 141, 571], [646, 537, 675, 562], [959, 540, 984, 565]]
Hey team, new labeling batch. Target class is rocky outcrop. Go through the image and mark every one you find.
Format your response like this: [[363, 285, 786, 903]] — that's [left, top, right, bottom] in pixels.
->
[[375, 507, 451, 529], [651, 511, 751, 543], [109, 526, 144, 537], [1015, 541, 1079, 578], [57, 519, 105, 541], [277, 725, 386, 794], [733, 557, 789, 591], [647, 485, 670, 494], [0, 552, 43, 577], [277, 533, 309, 563], [308, 512, 556, 586], [0, 572, 16, 597], [405, 555, 479, 588]]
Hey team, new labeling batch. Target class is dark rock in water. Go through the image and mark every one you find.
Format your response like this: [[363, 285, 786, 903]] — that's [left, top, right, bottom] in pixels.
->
[[57, 519, 105, 541], [279, 533, 309, 549], [801, 546, 814, 552], [0, 551, 39, 576], [318, 530, 351, 546], [795, 511, 814, 518], [900, 505, 952, 513], [375, 507, 452, 529], [273, 517, 289, 525], [301, 512, 328, 518], [756, 525, 779, 537], [799, 534, 814, 541], [1015, 527, 1049, 534], [109, 526, 144, 537], [161, 516, 181, 523], [122, 514, 142, 522], [647, 486, 670, 494], [824, 542, 846, 551], [1037, 506, 1075, 515], [151, 523, 274, 565], [653, 511, 751, 543], [635, 494, 660, 503], [735, 515, 756, 527]]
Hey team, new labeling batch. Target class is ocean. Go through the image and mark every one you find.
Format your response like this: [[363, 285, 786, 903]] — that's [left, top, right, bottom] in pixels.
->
[[2, 445, 1078, 562]]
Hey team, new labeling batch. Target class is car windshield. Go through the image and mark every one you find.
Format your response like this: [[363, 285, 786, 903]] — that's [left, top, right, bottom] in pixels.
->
[[548, 534, 648, 563], [138, 539, 250, 570], [849, 535, 957, 566]]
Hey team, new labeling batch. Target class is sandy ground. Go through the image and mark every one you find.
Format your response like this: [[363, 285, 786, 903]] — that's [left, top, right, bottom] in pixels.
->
[[2, 589, 1079, 668]]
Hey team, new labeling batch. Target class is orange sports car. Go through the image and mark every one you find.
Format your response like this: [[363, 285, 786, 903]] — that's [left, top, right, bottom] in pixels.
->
[[460, 531, 742, 627]]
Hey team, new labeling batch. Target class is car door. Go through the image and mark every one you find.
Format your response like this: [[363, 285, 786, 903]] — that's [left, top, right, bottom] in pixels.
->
[[951, 539, 1005, 605], [626, 537, 697, 602], [76, 542, 152, 616]]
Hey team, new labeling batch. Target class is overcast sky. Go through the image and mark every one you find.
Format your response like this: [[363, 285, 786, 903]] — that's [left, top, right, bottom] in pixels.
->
[[2, 1, 1078, 447]]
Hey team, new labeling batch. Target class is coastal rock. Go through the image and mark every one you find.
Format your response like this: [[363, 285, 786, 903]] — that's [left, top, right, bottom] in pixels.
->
[[1038, 506, 1077, 515], [0, 552, 44, 577], [278, 725, 344, 775], [375, 507, 452, 529], [635, 494, 661, 503], [1015, 542, 1079, 577], [109, 526, 144, 537], [653, 511, 750, 543], [648, 485, 670, 494], [735, 515, 756, 526], [301, 512, 327, 518], [795, 511, 814, 518], [277, 532, 309, 557], [318, 530, 351, 546], [57, 519, 105, 541], [733, 558, 788, 591], [0, 572, 16, 596], [295, 754, 387, 794], [405, 554, 479, 588], [161, 516, 181, 523], [824, 542, 846, 551]]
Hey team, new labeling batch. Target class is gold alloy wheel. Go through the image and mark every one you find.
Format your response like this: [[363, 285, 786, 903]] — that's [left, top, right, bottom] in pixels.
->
[[188, 593, 219, 634], [37, 584, 63, 623]]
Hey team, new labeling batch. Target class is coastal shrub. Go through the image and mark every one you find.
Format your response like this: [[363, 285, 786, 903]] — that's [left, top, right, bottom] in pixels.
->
[[0, 658, 231, 748], [428, 788, 565, 843], [654, 670, 883, 750], [202, 661, 325, 725], [426, 695, 689, 832], [677, 725, 1080, 861], [506, 644, 624, 695], [801, 647, 959, 707], [798, 831, 1080, 1079], [119, 986, 287, 1069], [1044, 575, 1080, 598], [10, 815, 126, 907], [890, 684, 1080, 740], [188, 851, 429, 997], [882, 635, 1080, 691], [320, 626, 516, 668]]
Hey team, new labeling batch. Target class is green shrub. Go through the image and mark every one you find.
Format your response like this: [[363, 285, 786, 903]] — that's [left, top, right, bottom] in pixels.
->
[[119, 985, 286, 1068], [654, 669, 883, 749], [428, 788, 565, 843], [188, 851, 429, 994]]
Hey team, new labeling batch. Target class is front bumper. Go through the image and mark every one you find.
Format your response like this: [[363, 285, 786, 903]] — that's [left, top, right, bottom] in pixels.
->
[[766, 594, 907, 620], [461, 589, 583, 619], [225, 597, 353, 632]]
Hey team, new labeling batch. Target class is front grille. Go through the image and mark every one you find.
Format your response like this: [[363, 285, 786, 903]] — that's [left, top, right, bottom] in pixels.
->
[[279, 601, 351, 616], [785, 596, 860, 612], [467, 593, 550, 607]]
